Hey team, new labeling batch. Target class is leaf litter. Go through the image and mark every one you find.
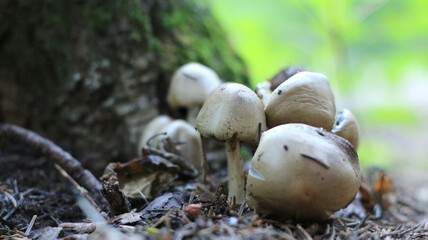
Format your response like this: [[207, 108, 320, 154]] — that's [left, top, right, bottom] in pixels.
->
[[1, 124, 428, 239]]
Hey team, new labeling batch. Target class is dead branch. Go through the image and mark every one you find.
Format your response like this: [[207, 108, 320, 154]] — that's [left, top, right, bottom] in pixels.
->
[[0, 123, 104, 204]]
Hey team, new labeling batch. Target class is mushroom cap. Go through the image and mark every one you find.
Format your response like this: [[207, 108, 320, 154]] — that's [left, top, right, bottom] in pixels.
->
[[246, 123, 361, 221], [265, 71, 336, 130], [333, 109, 360, 149], [158, 120, 203, 172], [269, 65, 309, 91], [139, 115, 173, 151], [255, 81, 272, 108], [195, 83, 267, 143], [167, 63, 221, 108]]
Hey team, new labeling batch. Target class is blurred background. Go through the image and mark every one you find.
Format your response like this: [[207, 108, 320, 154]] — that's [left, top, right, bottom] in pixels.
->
[[209, 0, 428, 175]]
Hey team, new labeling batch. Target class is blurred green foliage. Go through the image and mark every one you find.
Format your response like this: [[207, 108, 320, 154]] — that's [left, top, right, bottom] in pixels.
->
[[209, 0, 428, 169]]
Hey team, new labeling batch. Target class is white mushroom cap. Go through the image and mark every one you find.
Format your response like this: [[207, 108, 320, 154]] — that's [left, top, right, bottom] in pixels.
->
[[167, 63, 221, 109], [265, 72, 336, 131], [255, 81, 272, 108], [138, 115, 173, 152], [157, 120, 203, 172], [196, 83, 267, 143], [333, 109, 360, 150], [246, 123, 361, 221], [196, 82, 267, 204]]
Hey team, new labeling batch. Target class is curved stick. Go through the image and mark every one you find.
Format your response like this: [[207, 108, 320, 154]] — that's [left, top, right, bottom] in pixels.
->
[[0, 124, 103, 203]]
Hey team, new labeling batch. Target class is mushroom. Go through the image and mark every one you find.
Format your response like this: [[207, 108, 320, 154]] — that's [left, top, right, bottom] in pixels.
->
[[246, 123, 361, 221], [138, 115, 173, 152], [157, 120, 203, 173], [255, 66, 309, 107], [167, 62, 221, 124], [196, 83, 267, 204], [269, 65, 309, 91], [139, 117, 203, 174], [332, 109, 360, 150], [255, 80, 272, 107], [265, 71, 336, 130]]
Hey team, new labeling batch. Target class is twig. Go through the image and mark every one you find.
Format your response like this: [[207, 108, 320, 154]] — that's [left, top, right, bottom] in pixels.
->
[[328, 226, 336, 240], [188, 191, 195, 204], [60, 222, 97, 233], [55, 164, 102, 213], [151, 210, 173, 228], [137, 190, 150, 206], [297, 224, 313, 240], [380, 224, 420, 238], [238, 201, 246, 218], [0, 124, 103, 203], [4, 192, 17, 208], [3, 197, 24, 220], [25, 215, 37, 236]]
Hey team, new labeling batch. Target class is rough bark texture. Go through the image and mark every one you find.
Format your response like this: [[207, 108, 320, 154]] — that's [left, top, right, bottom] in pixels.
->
[[0, 0, 248, 174]]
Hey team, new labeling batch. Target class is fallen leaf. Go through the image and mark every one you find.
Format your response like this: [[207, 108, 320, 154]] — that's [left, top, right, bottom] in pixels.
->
[[373, 170, 397, 209], [101, 156, 180, 199], [111, 211, 143, 225]]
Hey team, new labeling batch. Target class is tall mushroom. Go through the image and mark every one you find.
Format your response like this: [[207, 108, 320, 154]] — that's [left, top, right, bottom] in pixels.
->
[[246, 123, 361, 221], [265, 71, 336, 130], [196, 83, 267, 204], [167, 62, 221, 124]]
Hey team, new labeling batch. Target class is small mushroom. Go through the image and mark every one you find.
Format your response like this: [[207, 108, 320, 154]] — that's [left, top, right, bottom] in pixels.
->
[[167, 63, 221, 124], [269, 65, 309, 91], [138, 115, 173, 152], [265, 71, 336, 130], [157, 120, 203, 173], [246, 123, 361, 221], [139, 118, 203, 174], [196, 83, 267, 204], [332, 109, 360, 150]]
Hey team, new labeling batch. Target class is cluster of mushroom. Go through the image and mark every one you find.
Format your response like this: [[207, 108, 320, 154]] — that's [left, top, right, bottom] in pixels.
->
[[196, 70, 362, 221], [138, 63, 221, 174]]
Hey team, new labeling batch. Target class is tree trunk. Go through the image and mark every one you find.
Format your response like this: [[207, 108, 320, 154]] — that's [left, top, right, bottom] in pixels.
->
[[0, 0, 248, 175]]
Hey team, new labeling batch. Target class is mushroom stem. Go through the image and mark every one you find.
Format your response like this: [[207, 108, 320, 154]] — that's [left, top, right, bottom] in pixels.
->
[[186, 105, 200, 125], [225, 138, 245, 204], [200, 135, 208, 183]]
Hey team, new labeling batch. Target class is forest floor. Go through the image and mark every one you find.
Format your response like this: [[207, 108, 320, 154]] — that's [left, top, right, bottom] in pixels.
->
[[1, 125, 428, 240]]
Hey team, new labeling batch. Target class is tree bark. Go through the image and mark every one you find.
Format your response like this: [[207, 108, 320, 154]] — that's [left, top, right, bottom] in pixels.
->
[[0, 0, 248, 175]]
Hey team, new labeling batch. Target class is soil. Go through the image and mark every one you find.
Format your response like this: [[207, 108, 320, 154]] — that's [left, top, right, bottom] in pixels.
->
[[1, 128, 428, 240]]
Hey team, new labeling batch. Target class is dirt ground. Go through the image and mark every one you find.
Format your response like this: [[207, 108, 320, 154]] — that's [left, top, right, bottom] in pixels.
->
[[1, 126, 428, 240]]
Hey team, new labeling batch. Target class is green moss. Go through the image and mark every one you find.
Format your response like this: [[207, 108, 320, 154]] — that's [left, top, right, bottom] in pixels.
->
[[158, 0, 248, 85]]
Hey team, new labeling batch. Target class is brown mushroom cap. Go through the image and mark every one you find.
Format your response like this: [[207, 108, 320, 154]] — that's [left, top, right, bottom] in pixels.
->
[[265, 71, 336, 130], [196, 82, 267, 143], [269, 65, 309, 91], [333, 109, 360, 149], [246, 123, 361, 221]]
